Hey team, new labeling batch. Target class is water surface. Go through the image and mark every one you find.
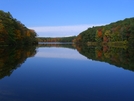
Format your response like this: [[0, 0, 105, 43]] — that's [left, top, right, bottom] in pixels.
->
[[0, 45, 134, 101]]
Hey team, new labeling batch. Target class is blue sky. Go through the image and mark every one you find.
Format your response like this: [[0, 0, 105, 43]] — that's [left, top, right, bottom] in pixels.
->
[[0, 0, 134, 37]]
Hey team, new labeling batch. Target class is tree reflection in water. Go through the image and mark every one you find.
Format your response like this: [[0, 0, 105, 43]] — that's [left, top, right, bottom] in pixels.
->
[[75, 44, 134, 72], [1, 43, 133, 80], [0, 46, 37, 79]]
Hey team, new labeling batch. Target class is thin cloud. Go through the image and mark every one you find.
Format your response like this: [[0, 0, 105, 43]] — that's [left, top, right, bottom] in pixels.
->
[[29, 24, 105, 37]]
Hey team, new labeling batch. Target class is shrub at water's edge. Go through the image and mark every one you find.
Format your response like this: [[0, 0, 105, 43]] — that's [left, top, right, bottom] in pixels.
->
[[74, 17, 134, 46], [0, 10, 38, 45]]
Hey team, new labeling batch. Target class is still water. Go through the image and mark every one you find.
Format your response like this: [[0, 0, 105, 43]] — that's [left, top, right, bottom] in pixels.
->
[[0, 44, 134, 101]]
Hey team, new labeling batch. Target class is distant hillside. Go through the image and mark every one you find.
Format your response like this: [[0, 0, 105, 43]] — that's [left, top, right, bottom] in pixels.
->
[[0, 10, 37, 45], [74, 17, 134, 46]]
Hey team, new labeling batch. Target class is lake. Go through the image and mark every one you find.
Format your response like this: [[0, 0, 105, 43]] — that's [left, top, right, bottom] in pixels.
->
[[0, 44, 134, 101]]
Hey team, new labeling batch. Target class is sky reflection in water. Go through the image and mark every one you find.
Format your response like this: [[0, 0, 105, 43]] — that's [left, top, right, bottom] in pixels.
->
[[35, 47, 88, 60]]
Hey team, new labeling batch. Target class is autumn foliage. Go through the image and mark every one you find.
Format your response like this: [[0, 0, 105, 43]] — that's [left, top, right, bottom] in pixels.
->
[[74, 17, 134, 45], [0, 10, 37, 45]]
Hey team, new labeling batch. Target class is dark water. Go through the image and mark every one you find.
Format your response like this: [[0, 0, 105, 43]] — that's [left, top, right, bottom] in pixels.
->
[[0, 44, 134, 101]]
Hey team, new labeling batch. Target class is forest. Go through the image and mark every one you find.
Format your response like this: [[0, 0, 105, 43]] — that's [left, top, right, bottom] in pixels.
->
[[37, 36, 76, 42], [74, 17, 134, 46], [1, 9, 134, 46], [0, 10, 37, 45]]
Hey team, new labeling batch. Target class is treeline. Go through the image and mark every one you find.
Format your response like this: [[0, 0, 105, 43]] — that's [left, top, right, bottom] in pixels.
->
[[37, 36, 76, 42], [74, 17, 134, 45], [0, 10, 37, 45], [75, 44, 134, 72]]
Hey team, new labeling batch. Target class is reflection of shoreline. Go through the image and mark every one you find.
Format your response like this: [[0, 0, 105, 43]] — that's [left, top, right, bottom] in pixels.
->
[[75, 44, 134, 72], [0, 46, 37, 79], [37, 42, 75, 49], [39, 42, 73, 44]]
